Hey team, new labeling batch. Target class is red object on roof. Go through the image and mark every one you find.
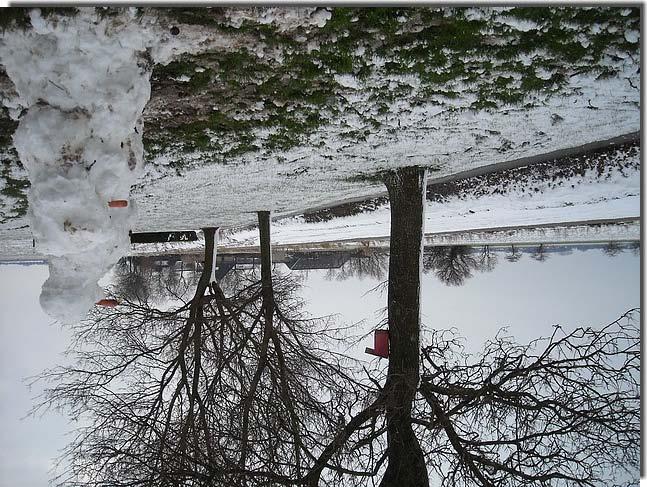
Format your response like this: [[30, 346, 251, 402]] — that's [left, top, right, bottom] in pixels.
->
[[365, 329, 389, 358], [96, 299, 119, 307], [108, 200, 128, 208]]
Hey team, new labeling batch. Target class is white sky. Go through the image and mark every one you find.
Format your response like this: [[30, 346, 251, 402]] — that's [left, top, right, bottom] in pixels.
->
[[0, 265, 71, 487], [300, 246, 640, 354]]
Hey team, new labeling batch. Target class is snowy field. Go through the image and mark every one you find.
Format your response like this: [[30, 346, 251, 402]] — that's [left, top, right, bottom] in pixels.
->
[[221, 143, 640, 247]]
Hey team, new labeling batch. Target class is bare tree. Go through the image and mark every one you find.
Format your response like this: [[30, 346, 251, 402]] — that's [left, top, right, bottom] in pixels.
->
[[379, 167, 429, 487], [475, 245, 498, 273], [112, 255, 201, 305], [35, 219, 370, 487], [603, 242, 624, 257], [112, 256, 152, 303], [424, 246, 479, 286], [35, 169, 640, 487], [530, 243, 549, 262], [505, 245, 523, 263], [417, 310, 639, 487], [325, 249, 390, 282]]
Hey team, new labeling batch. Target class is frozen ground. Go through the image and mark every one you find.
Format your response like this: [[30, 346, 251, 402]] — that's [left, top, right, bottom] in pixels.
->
[[127, 6, 640, 230], [131, 109, 640, 233], [221, 195, 639, 248]]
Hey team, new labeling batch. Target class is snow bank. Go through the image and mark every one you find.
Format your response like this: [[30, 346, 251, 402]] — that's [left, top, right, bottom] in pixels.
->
[[0, 9, 156, 322]]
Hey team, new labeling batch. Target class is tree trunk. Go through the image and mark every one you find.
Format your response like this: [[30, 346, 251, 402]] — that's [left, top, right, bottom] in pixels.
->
[[379, 167, 429, 487], [258, 211, 275, 322], [196, 227, 217, 299], [178, 227, 217, 460]]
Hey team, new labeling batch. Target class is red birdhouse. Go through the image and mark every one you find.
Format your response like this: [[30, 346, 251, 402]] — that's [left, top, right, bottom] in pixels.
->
[[96, 299, 119, 307], [365, 329, 389, 358]]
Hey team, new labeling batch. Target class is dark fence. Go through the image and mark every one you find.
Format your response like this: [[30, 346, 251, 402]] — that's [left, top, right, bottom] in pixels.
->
[[129, 231, 198, 244]]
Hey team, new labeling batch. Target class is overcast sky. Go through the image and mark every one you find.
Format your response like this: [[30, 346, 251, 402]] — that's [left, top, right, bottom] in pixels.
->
[[0, 245, 640, 487], [301, 246, 640, 354]]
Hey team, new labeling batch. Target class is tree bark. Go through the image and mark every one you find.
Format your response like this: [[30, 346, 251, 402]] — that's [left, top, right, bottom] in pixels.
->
[[178, 227, 217, 459], [379, 167, 429, 487], [196, 227, 217, 299], [240, 212, 275, 468], [258, 211, 274, 309]]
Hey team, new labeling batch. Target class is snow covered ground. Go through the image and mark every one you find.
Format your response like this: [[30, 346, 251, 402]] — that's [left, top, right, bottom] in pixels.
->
[[127, 6, 640, 232], [220, 144, 640, 247], [221, 196, 639, 248], [131, 101, 640, 232], [3, 7, 638, 234], [0, 140, 639, 260]]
